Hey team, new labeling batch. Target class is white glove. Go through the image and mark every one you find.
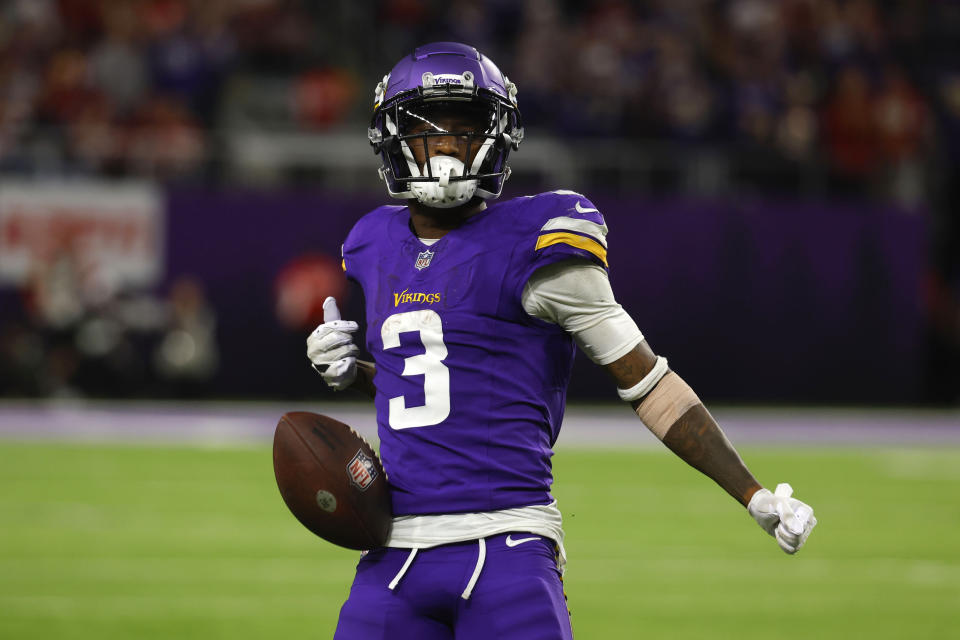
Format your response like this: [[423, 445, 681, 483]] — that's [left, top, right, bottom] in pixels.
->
[[747, 483, 817, 554], [306, 297, 359, 391]]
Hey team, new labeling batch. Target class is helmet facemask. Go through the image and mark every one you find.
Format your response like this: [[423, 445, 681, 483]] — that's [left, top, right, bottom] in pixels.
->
[[388, 100, 502, 208], [369, 59, 522, 207]]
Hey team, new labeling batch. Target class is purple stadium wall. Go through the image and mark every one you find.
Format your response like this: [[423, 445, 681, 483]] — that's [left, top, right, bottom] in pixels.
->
[[0, 187, 926, 403], [161, 188, 925, 403]]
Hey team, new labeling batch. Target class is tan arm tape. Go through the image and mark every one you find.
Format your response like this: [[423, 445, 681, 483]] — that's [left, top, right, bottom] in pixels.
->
[[634, 371, 701, 440]]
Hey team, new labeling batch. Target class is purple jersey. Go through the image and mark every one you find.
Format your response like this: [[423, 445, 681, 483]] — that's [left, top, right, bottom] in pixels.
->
[[342, 191, 608, 516]]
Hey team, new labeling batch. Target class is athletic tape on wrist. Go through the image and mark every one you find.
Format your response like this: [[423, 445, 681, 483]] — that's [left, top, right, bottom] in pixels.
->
[[616, 356, 669, 401], [634, 371, 701, 440]]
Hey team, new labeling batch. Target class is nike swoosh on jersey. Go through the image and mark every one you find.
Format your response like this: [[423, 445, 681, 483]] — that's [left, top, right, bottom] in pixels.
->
[[505, 535, 541, 548], [574, 201, 599, 214]]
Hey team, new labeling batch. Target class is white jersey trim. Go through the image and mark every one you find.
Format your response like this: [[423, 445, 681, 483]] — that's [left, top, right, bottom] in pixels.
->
[[387, 500, 567, 572], [540, 216, 609, 248]]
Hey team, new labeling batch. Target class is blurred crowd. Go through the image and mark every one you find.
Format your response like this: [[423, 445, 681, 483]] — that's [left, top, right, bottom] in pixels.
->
[[0, 0, 957, 194], [0, 256, 219, 399], [0, 0, 958, 401], [424, 0, 959, 206]]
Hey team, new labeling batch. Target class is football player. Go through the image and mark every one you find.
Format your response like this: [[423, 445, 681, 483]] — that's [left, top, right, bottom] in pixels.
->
[[307, 42, 817, 640]]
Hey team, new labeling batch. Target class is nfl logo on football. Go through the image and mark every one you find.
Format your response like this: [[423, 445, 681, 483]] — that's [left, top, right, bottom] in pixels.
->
[[415, 249, 434, 271], [347, 450, 378, 491]]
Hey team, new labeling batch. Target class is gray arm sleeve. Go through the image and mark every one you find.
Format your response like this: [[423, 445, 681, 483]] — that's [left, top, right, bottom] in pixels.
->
[[521, 259, 644, 365]]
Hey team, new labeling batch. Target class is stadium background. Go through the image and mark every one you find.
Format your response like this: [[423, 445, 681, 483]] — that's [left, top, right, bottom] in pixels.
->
[[0, 1, 958, 638]]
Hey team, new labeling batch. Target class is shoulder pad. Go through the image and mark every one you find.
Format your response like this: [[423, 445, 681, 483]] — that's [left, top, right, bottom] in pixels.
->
[[342, 204, 406, 275]]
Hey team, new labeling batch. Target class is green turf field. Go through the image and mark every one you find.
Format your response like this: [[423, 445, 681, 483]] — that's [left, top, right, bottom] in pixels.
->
[[1, 442, 958, 639]]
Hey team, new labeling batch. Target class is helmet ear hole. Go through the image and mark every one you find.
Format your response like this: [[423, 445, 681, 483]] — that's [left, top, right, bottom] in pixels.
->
[[383, 136, 401, 154], [495, 133, 512, 152]]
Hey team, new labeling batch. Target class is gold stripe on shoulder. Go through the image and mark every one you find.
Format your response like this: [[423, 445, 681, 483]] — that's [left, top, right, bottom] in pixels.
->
[[535, 232, 608, 266], [341, 259, 346, 272]]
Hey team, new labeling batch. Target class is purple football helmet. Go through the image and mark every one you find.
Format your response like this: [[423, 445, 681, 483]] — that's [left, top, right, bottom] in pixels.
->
[[368, 42, 523, 206]]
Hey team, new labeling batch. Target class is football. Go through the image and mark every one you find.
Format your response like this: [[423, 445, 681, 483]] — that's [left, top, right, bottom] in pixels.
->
[[272, 411, 392, 550]]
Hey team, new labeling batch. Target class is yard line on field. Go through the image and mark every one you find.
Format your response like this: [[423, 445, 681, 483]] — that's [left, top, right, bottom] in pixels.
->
[[0, 402, 957, 446]]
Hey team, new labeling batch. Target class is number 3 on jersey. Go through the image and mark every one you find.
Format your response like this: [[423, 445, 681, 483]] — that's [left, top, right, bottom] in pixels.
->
[[381, 310, 450, 429]]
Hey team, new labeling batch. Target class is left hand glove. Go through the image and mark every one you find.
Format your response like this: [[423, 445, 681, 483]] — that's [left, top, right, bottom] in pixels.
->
[[747, 483, 817, 554]]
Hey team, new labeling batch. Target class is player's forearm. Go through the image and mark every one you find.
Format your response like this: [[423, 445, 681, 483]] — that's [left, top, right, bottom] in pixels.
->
[[607, 346, 761, 506], [650, 401, 761, 506], [351, 360, 377, 399]]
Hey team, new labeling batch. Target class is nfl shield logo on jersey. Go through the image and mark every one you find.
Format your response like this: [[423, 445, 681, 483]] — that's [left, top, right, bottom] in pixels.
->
[[347, 450, 378, 491], [415, 249, 434, 271]]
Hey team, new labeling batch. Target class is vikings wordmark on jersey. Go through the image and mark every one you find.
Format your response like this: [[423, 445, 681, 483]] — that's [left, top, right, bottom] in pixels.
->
[[393, 289, 442, 306], [342, 190, 608, 516]]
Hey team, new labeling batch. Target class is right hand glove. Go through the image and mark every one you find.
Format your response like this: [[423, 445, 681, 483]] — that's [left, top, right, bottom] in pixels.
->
[[747, 483, 817, 554], [306, 297, 359, 391]]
